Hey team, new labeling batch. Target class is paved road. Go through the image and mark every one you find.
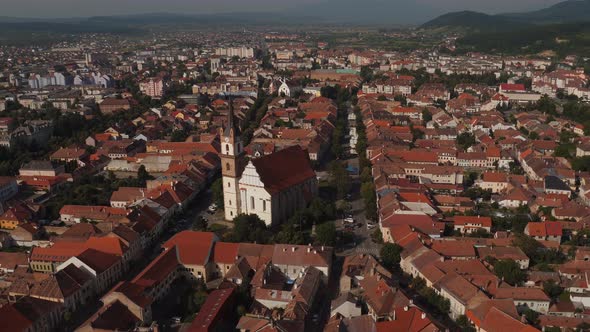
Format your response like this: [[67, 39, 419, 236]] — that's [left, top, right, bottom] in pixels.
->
[[336, 106, 381, 258]]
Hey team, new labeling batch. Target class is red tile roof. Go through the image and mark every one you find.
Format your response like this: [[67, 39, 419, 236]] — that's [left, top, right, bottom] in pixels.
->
[[212, 242, 240, 264], [189, 288, 234, 332], [526, 222, 562, 237], [251, 145, 316, 194], [162, 231, 216, 266], [375, 307, 435, 332], [453, 216, 492, 228]]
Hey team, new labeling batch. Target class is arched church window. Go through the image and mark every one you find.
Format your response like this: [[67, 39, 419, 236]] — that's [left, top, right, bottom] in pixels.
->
[[225, 144, 230, 153], [226, 163, 230, 171]]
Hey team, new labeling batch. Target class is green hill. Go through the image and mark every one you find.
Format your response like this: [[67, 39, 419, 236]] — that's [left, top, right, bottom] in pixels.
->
[[421, 11, 528, 32]]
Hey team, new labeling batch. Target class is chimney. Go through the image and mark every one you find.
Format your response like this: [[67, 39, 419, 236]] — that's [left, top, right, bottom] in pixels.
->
[[404, 306, 409, 311], [292, 247, 296, 252], [421, 312, 426, 319], [307, 247, 311, 253]]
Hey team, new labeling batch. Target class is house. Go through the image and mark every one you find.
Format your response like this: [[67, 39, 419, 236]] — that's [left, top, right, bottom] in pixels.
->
[[161, 231, 218, 282], [59, 205, 127, 224], [477, 246, 530, 269], [524, 222, 562, 244], [453, 216, 492, 234], [0, 205, 32, 230], [0, 252, 28, 274], [10, 222, 42, 247], [272, 244, 333, 280], [359, 275, 410, 321], [375, 306, 438, 332], [544, 175, 571, 198], [435, 272, 490, 319], [220, 109, 318, 225], [339, 254, 392, 293], [188, 288, 235, 332], [476, 172, 509, 193], [0, 296, 63, 332], [99, 98, 131, 114], [494, 287, 551, 314], [430, 240, 477, 260], [466, 299, 538, 332], [331, 292, 362, 319]]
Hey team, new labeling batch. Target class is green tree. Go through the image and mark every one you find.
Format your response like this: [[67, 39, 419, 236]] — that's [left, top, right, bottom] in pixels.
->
[[493, 259, 526, 285], [543, 280, 563, 300], [137, 165, 153, 187], [329, 161, 352, 199], [371, 229, 384, 244], [456, 315, 476, 332], [422, 109, 432, 123], [457, 132, 476, 151], [211, 178, 224, 208], [315, 222, 336, 246], [229, 214, 272, 244], [171, 129, 189, 142], [380, 243, 403, 271], [523, 308, 540, 325]]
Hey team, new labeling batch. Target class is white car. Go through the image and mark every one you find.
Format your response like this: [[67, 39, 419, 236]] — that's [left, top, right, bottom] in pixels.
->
[[367, 223, 377, 229], [207, 204, 218, 213], [344, 217, 354, 223]]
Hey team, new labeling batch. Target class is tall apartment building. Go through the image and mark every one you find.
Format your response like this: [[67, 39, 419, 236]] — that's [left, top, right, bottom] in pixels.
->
[[139, 78, 164, 99], [215, 47, 254, 58]]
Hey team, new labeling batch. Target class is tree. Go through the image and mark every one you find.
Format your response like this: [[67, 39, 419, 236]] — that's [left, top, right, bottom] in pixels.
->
[[360, 66, 374, 82], [422, 109, 432, 123], [456, 315, 476, 332], [371, 229, 384, 244], [211, 178, 224, 208], [493, 259, 526, 285], [523, 308, 540, 325], [273, 223, 306, 244], [329, 161, 352, 199], [193, 216, 208, 231], [457, 132, 476, 151], [380, 243, 403, 271], [315, 222, 336, 246], [229, 214, 272, 244], [543, 280, 563, 300], [171, 129, 189, 142], [137, 165, 153, 187], [186, 281, 208, 315]]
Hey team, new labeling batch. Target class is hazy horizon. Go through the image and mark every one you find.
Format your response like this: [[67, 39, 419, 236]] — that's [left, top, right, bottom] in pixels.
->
[[0, 0, 565, 22]]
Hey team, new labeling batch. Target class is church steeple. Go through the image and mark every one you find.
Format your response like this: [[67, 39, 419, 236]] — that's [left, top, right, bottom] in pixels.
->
[[223, 99, 240, 139], [219, 98, 244, 221]]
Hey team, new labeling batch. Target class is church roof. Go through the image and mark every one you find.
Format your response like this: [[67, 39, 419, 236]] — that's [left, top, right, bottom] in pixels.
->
[[251, 145, 316, 194]]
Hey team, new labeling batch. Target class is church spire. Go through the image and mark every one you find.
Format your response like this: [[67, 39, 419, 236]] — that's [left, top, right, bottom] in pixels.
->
[[223, 97, 240, 138]]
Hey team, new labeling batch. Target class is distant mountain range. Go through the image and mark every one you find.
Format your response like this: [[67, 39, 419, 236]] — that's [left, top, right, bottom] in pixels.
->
[[422, 0, 590, 31]]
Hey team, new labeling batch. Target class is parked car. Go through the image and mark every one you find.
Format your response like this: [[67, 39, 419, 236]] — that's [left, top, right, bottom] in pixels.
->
[[344, 217, 354, 223], [207, 204, 218, 214], [367, 223, 377, 229]]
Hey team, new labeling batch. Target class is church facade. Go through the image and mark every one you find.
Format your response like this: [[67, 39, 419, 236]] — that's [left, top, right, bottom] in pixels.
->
[[219, 110, 318, 226]]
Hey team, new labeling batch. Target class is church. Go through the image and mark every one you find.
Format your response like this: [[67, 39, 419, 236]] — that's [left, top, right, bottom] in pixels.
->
[[219, 109, 318, 226]]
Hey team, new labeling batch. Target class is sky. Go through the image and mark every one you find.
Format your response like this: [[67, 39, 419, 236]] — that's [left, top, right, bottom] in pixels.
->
[[0, 0, 565, 21]]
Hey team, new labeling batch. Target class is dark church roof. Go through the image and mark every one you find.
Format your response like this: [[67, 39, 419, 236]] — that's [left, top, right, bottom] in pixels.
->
[[251, 145, 316, 194]]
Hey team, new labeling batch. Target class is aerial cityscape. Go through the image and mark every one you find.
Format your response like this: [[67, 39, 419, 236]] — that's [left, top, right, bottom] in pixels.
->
[[1, 0, 590, 331]]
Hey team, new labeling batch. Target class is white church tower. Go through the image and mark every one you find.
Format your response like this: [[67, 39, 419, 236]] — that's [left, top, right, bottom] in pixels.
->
[[219, 103, 244, 221]]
